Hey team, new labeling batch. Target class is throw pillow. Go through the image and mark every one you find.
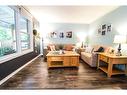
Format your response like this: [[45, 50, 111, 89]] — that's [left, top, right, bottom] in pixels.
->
[[107, 47, 115, 54], [47, 44, 55, 50], [94, 46, 104, 52], [85, 46, 94, 53], [50, 45, 56, 51]]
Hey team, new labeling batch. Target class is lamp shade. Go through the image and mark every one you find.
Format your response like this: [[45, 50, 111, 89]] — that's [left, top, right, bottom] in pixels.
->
[[113, 35, 127, 44]]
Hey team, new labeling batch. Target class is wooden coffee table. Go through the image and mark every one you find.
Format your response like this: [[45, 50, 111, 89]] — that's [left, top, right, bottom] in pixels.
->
[[46, 51, 79, 68]]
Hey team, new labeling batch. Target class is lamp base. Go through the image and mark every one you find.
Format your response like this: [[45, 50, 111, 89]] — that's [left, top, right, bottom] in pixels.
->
[[116, 52, 122, 56], [116, 43, 122, 56]]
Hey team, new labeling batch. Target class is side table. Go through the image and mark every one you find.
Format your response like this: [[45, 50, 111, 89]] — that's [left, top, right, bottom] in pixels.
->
[[98, 53, 127, 77]]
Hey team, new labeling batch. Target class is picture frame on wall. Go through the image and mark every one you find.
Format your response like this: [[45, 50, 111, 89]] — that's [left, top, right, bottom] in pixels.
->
[[59, 32, 64, 38], [102, 30, 105, 35], [98, 27, 101, 34], [107, 24, 112, 32], [101, 24, 106, 35], [50, 32, 57, 38], [66, 31, 72, 38]]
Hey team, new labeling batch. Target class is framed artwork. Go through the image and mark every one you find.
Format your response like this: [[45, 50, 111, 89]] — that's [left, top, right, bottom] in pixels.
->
[[59, 32, 64, 38], [101, 24, 106, 35], [98, 27, 101, 34], [98, 23, 112, 36], [50, 32, 57, 38], [66, 31, 72, 38], [107, 24, 112, 32], [102, 30, 105, 35]]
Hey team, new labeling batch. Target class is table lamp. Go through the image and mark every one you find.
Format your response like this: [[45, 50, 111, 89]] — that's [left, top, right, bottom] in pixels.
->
[[113, 35, 126, 56]]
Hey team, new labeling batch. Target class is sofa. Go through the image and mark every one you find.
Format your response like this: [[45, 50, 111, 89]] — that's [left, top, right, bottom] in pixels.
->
[[43, 44, 75, 60], [81, 45, 114, 67]]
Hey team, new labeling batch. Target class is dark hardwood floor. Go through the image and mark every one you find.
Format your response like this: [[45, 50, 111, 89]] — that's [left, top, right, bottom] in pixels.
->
[[0, 56, 127, 89]]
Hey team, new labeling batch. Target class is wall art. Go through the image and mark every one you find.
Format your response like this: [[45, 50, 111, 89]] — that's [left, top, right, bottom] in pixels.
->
[[66, 31, 72, 38], [107, 24, 112, 32], [98, 27, 101, 34], [50, 32, 57, 38], [59, 32, 64, 38], [101, 24, 106, 35]]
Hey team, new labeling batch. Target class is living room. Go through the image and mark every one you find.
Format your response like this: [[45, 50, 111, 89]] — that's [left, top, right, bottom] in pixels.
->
[[0, 2, 127, 94]]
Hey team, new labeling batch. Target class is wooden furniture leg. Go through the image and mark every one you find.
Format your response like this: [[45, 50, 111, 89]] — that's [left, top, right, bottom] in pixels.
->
[[97, 55, 100, 70], [108, 62, 113, 77]]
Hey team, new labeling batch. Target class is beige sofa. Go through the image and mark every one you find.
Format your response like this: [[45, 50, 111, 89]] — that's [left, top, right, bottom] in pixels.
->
[[81, 51, 98, 67], [81, 45, 114, 67]]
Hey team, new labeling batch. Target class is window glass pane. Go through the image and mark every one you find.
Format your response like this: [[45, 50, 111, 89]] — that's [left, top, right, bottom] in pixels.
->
[[20, 17, 28, 33], [21, 32, 30, 50], [0, 6, 16, 57], [20, 17, 30, 50]]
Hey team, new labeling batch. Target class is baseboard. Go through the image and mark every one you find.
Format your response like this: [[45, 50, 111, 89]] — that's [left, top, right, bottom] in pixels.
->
[[0, 54, 41, 85]]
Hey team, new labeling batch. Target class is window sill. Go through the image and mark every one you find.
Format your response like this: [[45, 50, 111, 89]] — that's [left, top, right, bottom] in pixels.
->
[[0, 49, 33, 64]]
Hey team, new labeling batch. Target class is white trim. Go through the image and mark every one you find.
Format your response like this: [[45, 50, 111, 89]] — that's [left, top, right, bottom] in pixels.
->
[[29, 19, 34, 51], [0, 54, 41, 85], [0, 49, 33, 64]]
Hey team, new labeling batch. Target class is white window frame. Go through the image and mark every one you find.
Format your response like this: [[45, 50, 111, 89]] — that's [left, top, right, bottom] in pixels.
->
[[20, 17, 30, 51], [0, 6, 34, 64]]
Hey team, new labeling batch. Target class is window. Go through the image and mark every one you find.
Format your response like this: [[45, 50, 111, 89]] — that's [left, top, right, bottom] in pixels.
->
[[20, 17, 30, 50], [0, 6, 16, 57], [0, 6, 34, 63]]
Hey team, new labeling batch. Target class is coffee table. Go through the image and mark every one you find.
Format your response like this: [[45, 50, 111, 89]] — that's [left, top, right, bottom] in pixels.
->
[[46, 51, 79, 68]]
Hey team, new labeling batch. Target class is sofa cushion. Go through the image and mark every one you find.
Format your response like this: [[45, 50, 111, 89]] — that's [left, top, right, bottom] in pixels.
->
[[47, 44, 75, 51], [93, 45, 100, 52], [49, 45, 56, 51], [64, 44, 73, 51], [85, 46, 94, 53], [55, 45, 60, 50], [81, 52, 92, 58], [55, 44, 64, 50]]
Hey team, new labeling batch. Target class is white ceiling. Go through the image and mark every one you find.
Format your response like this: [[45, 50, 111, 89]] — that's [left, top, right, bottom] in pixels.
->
[[26, 6, 119, 24]]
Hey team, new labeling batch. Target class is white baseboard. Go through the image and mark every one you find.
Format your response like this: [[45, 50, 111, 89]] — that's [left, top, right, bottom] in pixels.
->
[[0, 54, 41, 85]]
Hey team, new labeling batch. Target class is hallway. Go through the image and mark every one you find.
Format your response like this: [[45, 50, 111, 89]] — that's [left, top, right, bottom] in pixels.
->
[[1, 56, 127, 89]]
